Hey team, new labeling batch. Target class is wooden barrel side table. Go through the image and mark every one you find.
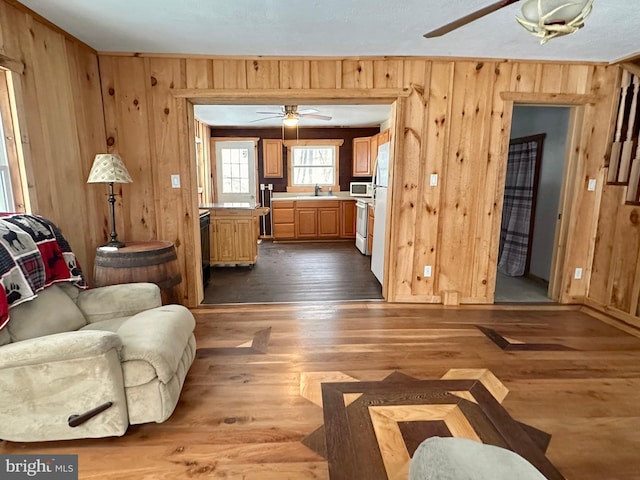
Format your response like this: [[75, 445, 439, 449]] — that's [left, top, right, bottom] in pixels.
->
[[94, 241, 182, 298]]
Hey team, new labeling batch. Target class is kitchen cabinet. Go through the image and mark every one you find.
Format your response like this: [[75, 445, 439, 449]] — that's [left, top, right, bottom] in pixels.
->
[[378, 128, 390, 145], [211, 217, 254, 263], [205, 205, 269, 266], [272, 200, 296, 239], [272, 199, 352, 240], [340, 200, 356, 238], [352, 136, 372, 177], [295, 200, 340, 239], [262, 138, 283, 178]]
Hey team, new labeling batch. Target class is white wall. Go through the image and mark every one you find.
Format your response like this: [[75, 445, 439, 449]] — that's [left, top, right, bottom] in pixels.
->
[[510, 106, 570, 281]]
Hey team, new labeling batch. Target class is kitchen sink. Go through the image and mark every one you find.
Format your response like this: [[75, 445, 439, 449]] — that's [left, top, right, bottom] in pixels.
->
[[295, 195, 338, 200]]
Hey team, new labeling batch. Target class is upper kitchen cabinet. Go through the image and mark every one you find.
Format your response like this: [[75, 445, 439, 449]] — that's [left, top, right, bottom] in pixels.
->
[[263, 138, 283, 178], [352, 136, 373, 177]]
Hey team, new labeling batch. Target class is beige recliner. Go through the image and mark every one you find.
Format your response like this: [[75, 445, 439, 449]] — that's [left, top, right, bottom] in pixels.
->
[[0, 282, 196, 442]]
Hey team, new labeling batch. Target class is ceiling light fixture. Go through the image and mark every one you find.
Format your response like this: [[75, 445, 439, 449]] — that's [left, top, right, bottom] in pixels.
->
[[516, 0, 594, 44], [282, 113, 299, 127]]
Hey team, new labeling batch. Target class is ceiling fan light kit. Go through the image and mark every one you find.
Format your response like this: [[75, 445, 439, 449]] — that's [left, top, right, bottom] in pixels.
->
[[423, 0, 594, 45], [516, 0, 594, 44]]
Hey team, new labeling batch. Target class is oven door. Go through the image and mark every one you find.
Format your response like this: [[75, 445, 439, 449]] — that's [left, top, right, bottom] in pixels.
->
[[355, 200, 368, 254]]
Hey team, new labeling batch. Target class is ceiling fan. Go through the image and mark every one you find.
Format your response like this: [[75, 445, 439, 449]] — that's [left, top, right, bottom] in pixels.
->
[[252, 105, 332, 126], [423, 0, 594, 44]]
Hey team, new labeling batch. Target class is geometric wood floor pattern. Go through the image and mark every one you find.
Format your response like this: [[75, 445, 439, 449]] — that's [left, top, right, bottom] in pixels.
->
[[4, 304, 640, 479], [301, 369, 563, 480], [477, 325, 576, 351]]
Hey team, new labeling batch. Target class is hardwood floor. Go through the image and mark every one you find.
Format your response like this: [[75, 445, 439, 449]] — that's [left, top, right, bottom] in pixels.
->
[[203, 240, 383, 304], [3, 303, 640, 479]]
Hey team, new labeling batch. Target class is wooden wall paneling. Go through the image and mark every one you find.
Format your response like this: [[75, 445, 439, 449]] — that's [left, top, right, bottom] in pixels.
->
[[99, 56, 157, 243], [246, 60, 279, 89], [389, 60, 428, 300], [145, 57, 201, 304], [212, 59, 247, 89], [561, 66, 619, 302], [539, 63, 566, 93], [473, 61, 514, 302], [0, 0, 24, 61], [587, 184, 626, 306], [609, 206, 640, 313], [510, 62, 541, 93], [461, 61, 496, 303], [438, 61, 493, 301], [25, 21, 97, 273], [279, 60, 310, 89], [373, 60, 403, 89], [309, 60, 341, 89], [341, 60, 374, 89], [562, 65, 592, 94], [185, 58, 214, 89], [64, 39, 109, 283]]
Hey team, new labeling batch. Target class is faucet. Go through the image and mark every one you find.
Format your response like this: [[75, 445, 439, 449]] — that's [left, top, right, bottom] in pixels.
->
[[314, 184, 321, 196]]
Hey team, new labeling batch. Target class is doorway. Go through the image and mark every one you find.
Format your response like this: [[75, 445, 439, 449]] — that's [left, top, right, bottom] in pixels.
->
[[495, 106, 571, 303], [213, 139, 258, 205]]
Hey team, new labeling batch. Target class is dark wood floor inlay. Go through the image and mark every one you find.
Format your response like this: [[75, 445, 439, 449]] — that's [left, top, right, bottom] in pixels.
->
[[195, 327, 272, 357], [477, 325, 576, 351], [303, 371, 563, 480], [398, 421, 451, 456]]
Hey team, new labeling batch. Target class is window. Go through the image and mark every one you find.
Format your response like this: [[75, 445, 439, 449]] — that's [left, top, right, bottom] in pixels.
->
[[0, 69, 25, 213], [284, 139, 344, 192], [0, 112, 14, 212], [220, 146, 250, 194]]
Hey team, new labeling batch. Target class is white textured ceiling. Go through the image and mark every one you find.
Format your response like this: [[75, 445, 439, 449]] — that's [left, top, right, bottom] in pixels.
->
[[17, 0, 639, 62], [17, 0, 639, 127]]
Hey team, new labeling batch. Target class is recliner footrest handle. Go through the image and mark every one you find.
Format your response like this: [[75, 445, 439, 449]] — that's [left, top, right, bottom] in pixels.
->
[[68, 401, 113, 427]]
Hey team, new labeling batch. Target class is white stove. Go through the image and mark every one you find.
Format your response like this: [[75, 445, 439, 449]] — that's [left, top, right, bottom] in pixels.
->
[[355, 198, 371, 255]]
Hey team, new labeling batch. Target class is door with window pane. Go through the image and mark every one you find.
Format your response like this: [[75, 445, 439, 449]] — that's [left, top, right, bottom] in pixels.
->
[[214, 141, 257, 205]]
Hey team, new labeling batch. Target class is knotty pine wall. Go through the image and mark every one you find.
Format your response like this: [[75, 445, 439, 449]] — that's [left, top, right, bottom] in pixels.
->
[[3, 0, 632, 317], [96, 55, 620, 309], [0, 0, 107, 284]]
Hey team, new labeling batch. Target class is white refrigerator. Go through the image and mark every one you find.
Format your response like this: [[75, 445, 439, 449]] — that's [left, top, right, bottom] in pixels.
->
[[371, 141, 390, 285]]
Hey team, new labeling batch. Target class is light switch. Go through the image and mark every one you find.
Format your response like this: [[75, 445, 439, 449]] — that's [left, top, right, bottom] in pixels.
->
[[429, 174, 438, 187], [587, 178, 596, 191], [423, 265, 432, 277], [171, 174, 181, 188], [574, 267, 583, 280]]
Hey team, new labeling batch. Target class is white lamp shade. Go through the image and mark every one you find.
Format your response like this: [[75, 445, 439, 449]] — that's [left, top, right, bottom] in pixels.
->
[[87, 154, 133, 184], [520, 0, 592, 24]]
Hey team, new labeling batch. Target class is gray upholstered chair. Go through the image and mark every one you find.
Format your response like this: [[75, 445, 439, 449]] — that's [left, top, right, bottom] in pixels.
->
[[0, 282, 196, 442], [409, 437, 547, 480]]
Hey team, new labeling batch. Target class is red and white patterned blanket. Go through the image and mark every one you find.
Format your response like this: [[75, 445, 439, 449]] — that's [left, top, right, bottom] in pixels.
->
[[0, 213, 86, 330]]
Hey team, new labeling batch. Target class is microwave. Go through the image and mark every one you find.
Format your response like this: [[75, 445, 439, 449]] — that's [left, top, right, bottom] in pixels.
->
[[350, 182, 373, 197]]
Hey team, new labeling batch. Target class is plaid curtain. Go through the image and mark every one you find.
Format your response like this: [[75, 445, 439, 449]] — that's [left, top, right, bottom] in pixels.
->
[[497, 140, 537, 277]]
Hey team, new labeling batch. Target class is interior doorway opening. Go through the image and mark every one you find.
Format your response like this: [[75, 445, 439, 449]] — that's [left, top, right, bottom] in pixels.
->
[[495, 105, 572, 303]]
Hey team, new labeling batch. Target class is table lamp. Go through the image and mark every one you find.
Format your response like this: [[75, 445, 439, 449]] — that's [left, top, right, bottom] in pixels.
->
[[87, 153, 133, 248]]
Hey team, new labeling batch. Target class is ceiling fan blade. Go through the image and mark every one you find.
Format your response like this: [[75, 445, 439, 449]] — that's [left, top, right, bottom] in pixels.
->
[[255, 111, 283, 115], [423, 0, 520, 38], [297, 108, 319, 114], [300, 113, 332, 120], [249, 115, 282, 123]]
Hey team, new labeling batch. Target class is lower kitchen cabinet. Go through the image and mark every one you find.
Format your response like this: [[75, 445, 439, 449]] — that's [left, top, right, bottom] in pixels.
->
[[211, 217, 255, 264], [273, 199, 353, 240]]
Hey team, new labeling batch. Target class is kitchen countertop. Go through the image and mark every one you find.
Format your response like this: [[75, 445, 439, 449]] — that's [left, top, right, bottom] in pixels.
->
[[200, 202, 260, 209], [271, 193, 359, 202]]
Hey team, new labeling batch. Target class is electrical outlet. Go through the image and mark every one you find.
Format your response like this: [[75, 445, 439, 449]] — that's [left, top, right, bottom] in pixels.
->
[[430, 174, 438, 187], [170, 174, 180, 188], [267, 184, 273, 190], [574, 267, 583, 280], [587, 178, 596, 191], [260, 184, 265, 190], [423, 265, 432, 277]]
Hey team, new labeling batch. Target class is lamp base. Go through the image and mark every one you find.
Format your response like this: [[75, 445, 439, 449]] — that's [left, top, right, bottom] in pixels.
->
[[103, 240, 125, 249]]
